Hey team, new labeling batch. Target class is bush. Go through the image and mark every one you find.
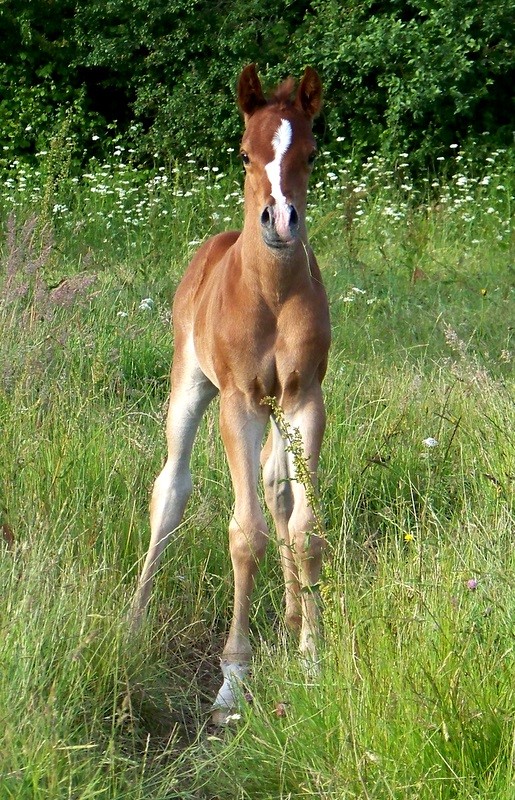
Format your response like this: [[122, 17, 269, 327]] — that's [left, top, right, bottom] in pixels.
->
[[0, 0, 513, 167], [293, 0, 515, 164]]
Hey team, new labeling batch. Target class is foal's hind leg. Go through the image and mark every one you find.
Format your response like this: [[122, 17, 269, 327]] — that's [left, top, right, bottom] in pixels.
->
[[261, 419, 302, 631], [131, 342, 217, 627], [283, 384, 327, 661]]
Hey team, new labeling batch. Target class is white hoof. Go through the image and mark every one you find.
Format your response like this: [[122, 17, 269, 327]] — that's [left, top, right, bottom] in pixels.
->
[[211, 661, 249, 724]]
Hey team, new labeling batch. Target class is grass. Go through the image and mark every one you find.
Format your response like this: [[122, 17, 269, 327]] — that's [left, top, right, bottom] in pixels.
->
[[0, 142, 513, 798]]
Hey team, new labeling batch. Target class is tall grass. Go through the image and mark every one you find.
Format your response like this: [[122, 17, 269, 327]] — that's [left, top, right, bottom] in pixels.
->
[[0, 144, 513, 798]]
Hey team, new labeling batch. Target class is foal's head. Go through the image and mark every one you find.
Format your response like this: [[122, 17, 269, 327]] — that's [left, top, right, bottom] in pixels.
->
[[237, 65, 322, 251]]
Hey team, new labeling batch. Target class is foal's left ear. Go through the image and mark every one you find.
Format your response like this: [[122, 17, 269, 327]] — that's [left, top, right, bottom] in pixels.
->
[[296, 67, 323, 120], [238, 63, 267, 121]]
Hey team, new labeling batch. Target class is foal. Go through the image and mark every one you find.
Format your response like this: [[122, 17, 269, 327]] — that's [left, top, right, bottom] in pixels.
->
[[132, 64, 331, 721]]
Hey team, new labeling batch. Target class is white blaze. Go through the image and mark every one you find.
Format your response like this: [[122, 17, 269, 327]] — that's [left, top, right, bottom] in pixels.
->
[[265, 119, 292, 236]]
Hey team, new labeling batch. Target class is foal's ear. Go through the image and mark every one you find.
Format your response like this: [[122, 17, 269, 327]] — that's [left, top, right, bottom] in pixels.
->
[[238, 64, 267, 120], [296, 67, 323, 120]]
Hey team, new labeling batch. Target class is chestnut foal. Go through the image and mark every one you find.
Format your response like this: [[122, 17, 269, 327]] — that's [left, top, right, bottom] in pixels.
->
[[131, 65, 331, 722]]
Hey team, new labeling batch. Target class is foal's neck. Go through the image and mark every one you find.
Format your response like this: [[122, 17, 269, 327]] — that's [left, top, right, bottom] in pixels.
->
[[240, 225, 312, 306]]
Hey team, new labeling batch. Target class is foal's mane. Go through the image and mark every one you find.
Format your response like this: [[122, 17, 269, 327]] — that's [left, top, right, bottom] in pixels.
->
[[268, 77, 296, 110]]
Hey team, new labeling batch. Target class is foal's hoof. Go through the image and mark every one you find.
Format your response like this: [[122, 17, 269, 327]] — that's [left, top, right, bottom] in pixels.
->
[[211, 706, 235, 726], [211, 706, 228, 726], [211, 660, 249, 726]]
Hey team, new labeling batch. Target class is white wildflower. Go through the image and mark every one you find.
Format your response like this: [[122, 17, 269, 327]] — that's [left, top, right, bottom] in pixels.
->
[[224, 713, 241, 722]]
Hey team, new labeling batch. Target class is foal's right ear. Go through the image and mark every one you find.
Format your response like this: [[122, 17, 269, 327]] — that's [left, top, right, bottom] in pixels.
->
[[296, 67, 323, 120], [238, 64, 267, 121]]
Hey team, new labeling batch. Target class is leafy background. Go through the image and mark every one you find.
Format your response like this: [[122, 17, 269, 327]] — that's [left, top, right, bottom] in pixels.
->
[[1, 0, 513, 167]]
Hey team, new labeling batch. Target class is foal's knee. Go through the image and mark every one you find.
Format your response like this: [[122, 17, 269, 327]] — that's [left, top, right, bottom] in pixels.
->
[[229, 516, 269, 566]]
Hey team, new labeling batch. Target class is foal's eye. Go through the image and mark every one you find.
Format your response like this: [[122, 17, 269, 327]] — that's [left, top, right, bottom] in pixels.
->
[[240, 152, 250, 166], [308, 150, 317, 165]]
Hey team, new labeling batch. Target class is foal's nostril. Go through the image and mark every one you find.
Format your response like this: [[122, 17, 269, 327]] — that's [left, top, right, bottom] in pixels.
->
[[261, 204, 299, 231], [289, 205, 299, 228], [261, 206, 273, 228]]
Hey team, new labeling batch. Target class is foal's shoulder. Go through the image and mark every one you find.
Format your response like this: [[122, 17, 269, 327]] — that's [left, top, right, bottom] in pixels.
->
[[189, 230, 241, 271], [176, 230, 241, 303]]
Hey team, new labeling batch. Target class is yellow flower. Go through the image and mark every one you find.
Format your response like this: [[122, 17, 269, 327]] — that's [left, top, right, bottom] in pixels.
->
[[404, 532, 414, 543]]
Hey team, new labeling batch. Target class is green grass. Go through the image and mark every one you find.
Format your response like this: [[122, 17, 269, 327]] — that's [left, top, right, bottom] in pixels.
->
[[0, 146, 513, 798]]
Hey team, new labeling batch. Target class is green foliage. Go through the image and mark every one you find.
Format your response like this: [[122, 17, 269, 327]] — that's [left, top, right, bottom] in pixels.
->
[[294, 0, 515, 163], [211, 537, 514, 798], [0, 0, 513, 166], [72, 0, 311, 160], [0, 1, 91, 161]]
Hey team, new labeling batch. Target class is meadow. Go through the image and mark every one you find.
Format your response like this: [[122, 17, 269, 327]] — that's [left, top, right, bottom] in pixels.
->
[[0, 140, 513, 799]]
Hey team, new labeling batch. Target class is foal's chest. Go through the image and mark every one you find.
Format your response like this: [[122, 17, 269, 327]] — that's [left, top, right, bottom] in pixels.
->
[[215, 300, 328, 397]]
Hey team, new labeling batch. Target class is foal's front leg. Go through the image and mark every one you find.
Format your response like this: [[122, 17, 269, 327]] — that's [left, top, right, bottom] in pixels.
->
[[212, 391, 269, 722]]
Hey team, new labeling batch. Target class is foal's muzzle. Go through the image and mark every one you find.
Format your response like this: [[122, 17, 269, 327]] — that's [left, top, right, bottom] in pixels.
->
[[260, 203, 300, 248]]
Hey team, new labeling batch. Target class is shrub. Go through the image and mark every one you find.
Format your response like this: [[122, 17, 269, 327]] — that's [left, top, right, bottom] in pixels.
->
[[0, 0, 513, 168]]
